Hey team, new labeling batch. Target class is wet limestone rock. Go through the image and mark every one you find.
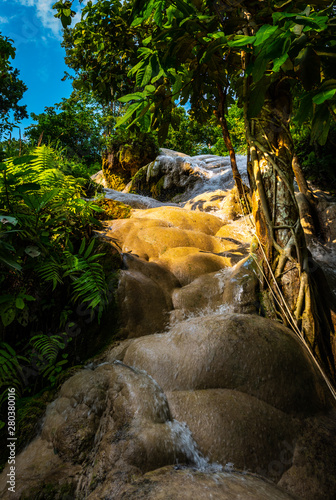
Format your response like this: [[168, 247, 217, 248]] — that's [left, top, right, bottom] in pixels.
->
[[171, 270, 228, 316], [105, 219, 230, 260], [124, 312, 333, 415], [215, 215, 253, 243], [222, 256, 259, 314], [117, 255, 180, 338], [171, 256, 259, 316], [278, 410, 336, 500], [0, 363, 195, 500], [103, 188, 179, 209], [151, 247, 233, 287], [128, 150, 205, 201], [113, 465, 297, 500], [131, 206, 224, 235], [121, 253, 180, 303], [183, 187, 243, 222], [182, 189, 231, 212], [166, 389, 297, 481]]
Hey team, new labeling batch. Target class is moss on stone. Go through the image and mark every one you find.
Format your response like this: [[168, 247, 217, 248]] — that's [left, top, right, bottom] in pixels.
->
[[95, 199, 131, 221], [150, 177, 165, 198], [102, 132, 159, 188]]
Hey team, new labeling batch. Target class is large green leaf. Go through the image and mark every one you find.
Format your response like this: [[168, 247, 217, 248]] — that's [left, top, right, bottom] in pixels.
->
[[272, 53, 289, 72], [228, 35, 256, 48], [252, 53, 268, 83], [294, 94, 314, 124], [247, 78, 269, 119], [311, 104, 330, 145], [119, 92, 144, 103], [141, 59, 153, 86], [254, 25, 278, 47], [313, 88, 336, 104]]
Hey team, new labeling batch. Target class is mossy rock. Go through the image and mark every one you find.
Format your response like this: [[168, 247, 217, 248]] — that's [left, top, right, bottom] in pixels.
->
[[130, 166, 186, 201], [95, 199, 131, 221], [102, 132, 159, 188]]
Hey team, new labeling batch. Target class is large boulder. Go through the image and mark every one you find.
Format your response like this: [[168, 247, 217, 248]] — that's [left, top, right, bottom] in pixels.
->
[[166, 389, 297, 480], [108, 466, 297, 500], [117, 254, 180, 338], [131, 206, 224, 235], [0, 363, 199, 500], [171, 256, 259, 316], [128, 150, 206, 201], [124, 312, 333, 415], [102, 133, 159, 188]]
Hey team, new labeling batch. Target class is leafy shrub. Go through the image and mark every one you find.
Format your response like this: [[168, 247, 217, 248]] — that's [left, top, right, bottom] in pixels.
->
[[0, 146, 116, 428]]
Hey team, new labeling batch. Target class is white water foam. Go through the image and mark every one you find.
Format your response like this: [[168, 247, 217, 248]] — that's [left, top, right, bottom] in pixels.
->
[[167, 419, 223, 472]]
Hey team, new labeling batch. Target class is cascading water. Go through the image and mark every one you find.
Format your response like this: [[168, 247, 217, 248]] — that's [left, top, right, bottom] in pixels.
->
[[166, 419, 223, 472], [3, 151, 335, 500]]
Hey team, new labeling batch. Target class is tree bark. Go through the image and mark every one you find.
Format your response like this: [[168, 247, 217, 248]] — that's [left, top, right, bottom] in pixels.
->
[[216, 85, 249, 210], [292, 154, 315, 204], [244, 78, 335, 381]]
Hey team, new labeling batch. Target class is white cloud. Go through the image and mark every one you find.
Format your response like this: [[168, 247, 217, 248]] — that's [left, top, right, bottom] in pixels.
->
[[21, 0, 62, 37], [12, 0, 84, 38], [0, 16, 10, 24]]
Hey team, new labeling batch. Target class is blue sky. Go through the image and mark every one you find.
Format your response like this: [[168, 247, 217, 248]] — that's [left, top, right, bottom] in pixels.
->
[[0, 0, 83, 138]]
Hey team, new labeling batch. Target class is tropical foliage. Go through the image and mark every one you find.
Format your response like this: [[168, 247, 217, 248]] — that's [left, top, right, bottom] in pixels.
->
[[25, 91, 106, 168], [0, 32, 28, 139], [0, 145, 117, 428]]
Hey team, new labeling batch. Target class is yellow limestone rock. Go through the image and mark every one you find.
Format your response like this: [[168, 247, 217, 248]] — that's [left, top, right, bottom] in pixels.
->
[[183, 189, 230, 212], [131, 206, 224, 235], [151, 247, 232, 286], [104, 218, 231, 260], [102, 218, 170, 258], [183, 188, 242, 223], [215, 215, 253, 245]]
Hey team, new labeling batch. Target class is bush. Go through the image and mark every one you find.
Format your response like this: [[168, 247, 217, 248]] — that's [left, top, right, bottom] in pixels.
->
[[0, 146, 122, 430]]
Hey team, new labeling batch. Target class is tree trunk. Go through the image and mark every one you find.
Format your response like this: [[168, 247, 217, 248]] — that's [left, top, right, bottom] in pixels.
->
[[216, 85, 249, 211], [244, 78, 336, 382], [292, 154, 315, 204], [292, 154, 323, 242]]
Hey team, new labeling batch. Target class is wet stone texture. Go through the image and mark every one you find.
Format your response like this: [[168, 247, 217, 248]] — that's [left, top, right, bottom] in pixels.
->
[[3, 152, 336, 499]]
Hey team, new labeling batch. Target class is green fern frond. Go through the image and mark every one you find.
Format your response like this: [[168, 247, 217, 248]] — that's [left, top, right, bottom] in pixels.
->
[[37, 259, 63, 290], [30, 145, 57, 171], [63, 240, 108, 318], [30, 334, 65, 364], [0, 342, 26, 393]]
